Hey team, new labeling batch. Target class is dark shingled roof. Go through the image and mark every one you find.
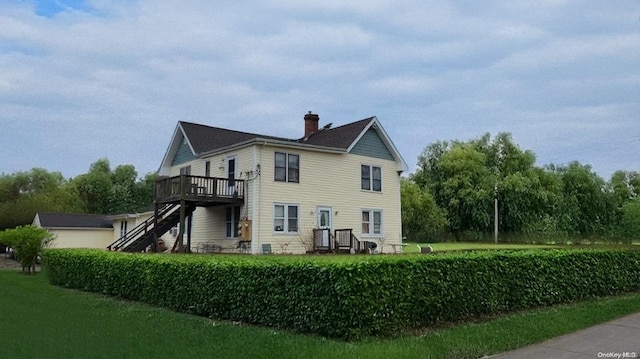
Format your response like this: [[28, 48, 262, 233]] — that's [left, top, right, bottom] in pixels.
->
[[37, 213, 113, 229], [302, 117, 373, 149], [180, 122, 296, 155], [179, 117, 373, 154]]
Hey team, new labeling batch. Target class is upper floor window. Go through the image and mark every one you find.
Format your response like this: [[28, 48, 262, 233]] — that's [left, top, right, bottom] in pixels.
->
[[274, 204, 298, 233], [180, 165, 191, 175], [361, 165, 382, 192], [205, 161, 210, 177], [275, 152, 299, 183], [226, 157, 236, 186]]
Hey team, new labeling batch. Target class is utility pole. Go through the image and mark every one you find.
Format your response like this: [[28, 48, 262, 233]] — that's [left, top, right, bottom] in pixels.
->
[[494, 182, 498, 243]]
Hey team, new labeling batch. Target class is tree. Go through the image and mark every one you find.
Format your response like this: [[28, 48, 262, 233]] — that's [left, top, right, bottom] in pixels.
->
[[0, 225, 54, 274], [71, 159, 155, 214], [0, 169, 82, 229], [552, 162, 615, 237], [400, 179, 447, 242], [72, 159, 113, 213], [609, 170, 640, 205], [438, 144, 495, 238], [618, 198, 640, 243]]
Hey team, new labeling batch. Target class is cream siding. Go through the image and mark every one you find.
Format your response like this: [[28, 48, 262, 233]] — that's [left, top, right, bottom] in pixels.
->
[[167, 146, 257, 251], [48, 228, 114, 249], [254, 145, 402, 254], [162, 133, 403, 255]]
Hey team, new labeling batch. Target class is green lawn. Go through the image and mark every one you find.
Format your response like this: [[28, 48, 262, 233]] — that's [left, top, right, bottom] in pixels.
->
[[401, 242, 560, 253], [2, 270, 640, 359]]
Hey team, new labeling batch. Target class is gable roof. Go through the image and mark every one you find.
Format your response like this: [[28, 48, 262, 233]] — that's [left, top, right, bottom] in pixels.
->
[[159, 115, 408, 174], [35, 213, 113, 229], [180, 122, 295, 155], [301, 118, 372, 149]]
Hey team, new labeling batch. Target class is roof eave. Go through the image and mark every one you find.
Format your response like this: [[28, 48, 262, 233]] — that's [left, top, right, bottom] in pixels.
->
[[199, 137, 347, 158]]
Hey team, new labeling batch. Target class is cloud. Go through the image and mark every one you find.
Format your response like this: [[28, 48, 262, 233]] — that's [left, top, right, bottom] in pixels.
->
[[0, 0, 638, 180]]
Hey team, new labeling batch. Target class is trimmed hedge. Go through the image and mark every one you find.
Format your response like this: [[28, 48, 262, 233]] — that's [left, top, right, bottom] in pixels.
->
[[43, 249, 640, 339]]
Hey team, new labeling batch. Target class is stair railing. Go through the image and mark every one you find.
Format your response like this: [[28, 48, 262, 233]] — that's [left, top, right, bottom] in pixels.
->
[[107, 203, 178, 251]]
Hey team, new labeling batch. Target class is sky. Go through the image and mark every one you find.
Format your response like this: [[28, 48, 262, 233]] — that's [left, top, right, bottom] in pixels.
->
[[1, 0, 638, 180]]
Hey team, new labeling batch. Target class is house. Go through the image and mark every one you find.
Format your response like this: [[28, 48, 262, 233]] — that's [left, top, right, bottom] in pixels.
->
[[109, 112, 408, 254], [33, 212, 114, 249], [33, 210, 174, 250]]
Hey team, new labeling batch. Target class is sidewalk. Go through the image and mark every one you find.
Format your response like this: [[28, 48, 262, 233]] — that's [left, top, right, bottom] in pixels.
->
[[489, 312, 640, 358]]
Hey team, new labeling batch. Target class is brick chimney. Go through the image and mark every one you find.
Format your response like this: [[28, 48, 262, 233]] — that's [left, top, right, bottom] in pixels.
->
[[304, 111, 319, 139]]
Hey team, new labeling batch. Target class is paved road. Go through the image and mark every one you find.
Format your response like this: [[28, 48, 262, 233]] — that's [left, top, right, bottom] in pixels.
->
[[489, 312, 640, 358]]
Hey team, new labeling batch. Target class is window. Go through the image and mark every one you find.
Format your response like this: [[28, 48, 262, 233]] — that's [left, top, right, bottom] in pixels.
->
[[227, 157, 236, 186], [120, 221, 128, 238], [275, 152, 299, 183], [362, 210, 382, 236], [274, 204, 299, 233], [361, 165, 382, 192], [205, 161, 210, 177], [225, 206, 241, 238], [180, 165, 191, 175]]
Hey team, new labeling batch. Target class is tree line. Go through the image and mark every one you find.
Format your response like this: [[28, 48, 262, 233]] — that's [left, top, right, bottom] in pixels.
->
[[0, 159, 156, 230], [402, 132, 640, 243]]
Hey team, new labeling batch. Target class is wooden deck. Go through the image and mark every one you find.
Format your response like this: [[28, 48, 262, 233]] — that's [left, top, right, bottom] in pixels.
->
[[155, 175, 245, 206]]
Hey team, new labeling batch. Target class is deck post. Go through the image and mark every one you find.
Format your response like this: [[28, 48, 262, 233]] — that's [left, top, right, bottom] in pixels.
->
[[177, 199, 186, 253], [186, 207, 192, 253], [152, 201, 159, 252], [177, 175, 186, 252]]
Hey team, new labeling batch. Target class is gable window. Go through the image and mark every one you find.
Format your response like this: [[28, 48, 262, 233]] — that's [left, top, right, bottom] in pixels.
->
[[361, 165, 382, 192], [362, 209, 382, 236], [275, 152, 299, 183], [273, 204, 298, 233], [225, 206, 241, 238]]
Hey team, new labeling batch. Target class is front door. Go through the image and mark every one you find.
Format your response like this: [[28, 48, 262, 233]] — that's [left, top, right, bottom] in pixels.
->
[[317, 207, 332, 247]]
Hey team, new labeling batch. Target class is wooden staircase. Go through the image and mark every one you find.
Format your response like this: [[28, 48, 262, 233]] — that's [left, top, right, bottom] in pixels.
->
[[312, 228, 364, 254], [107, 203, 195, 252]]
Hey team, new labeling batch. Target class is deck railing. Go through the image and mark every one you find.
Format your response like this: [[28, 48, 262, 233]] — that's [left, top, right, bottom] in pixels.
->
[[155, 175, 245, 203]]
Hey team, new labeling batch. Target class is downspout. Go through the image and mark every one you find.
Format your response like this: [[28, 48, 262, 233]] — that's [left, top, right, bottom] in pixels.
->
[[256, 142, 266, 254], [251, 145, 258, 254]]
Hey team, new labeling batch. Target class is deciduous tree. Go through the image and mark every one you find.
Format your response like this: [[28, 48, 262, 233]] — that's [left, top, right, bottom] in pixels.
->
[[0, 225, 54, 274]]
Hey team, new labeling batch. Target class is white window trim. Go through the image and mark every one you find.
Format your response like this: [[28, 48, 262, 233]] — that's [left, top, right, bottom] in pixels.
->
[[361, 164, 382, 192], [361, 209, 383, 237], [275, 152, 300, 183], [273, 203, 300, 234], [224, 205, 241, 239]]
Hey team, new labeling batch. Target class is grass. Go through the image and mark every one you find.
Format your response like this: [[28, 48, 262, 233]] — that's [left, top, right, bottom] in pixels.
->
[[2, 270, 640, 359], [401, 242, 560, 253], [401, 241, 640, 254]]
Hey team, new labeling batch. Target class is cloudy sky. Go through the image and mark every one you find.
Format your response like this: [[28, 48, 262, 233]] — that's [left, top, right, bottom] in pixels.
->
[[1, 0, 638, 180]]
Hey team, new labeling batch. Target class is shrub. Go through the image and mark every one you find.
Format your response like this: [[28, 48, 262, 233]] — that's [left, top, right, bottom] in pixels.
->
[[0, 225, 54, 274], [43, 248, 640, 340]]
